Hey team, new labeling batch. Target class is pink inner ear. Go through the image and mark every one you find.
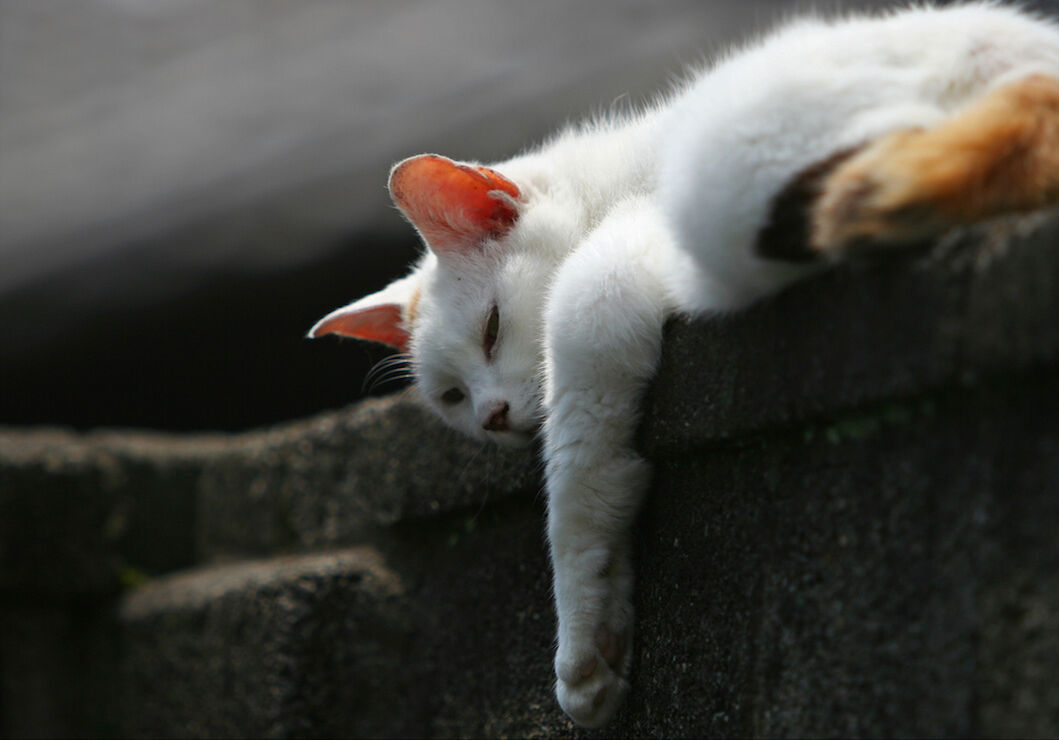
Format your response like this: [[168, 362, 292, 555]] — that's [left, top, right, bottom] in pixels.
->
[[310, 304, 410, 352], [389, 155, 520, 254]]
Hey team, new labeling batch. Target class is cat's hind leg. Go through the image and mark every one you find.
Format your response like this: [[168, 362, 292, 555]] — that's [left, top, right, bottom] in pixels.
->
[[543, 197, 688, 728], [812, 74, 1059, 253]]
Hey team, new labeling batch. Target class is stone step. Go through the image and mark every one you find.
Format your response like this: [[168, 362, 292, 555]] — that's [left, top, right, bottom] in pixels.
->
[[119, 547, 419, 738], [0, 395, 538, 597], [119, 512, 563, 737]]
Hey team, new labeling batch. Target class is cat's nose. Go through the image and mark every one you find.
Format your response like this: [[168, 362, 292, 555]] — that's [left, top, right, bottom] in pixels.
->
[[482, 401, 510, 432]]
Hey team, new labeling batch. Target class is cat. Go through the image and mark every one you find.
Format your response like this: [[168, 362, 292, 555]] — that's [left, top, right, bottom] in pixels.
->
[[310, 2, 1059, 727]]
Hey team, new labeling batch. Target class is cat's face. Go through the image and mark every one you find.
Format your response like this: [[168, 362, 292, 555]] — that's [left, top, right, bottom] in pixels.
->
[[311, 154, 569, 447], [411, 248, 550, 446]]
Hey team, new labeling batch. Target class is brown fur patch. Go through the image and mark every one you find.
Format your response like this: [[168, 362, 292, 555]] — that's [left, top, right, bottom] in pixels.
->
[[813, 74, 1059, 253], [756, 147, 861, 262]]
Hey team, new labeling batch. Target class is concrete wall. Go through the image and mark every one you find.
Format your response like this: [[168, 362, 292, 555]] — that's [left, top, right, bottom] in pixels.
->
[[2, 213, 1059, 737]]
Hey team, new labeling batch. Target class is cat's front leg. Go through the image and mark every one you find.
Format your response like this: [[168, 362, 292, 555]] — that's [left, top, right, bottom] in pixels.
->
[[542, 199, 687, 727], [545, 433, 647, 728]]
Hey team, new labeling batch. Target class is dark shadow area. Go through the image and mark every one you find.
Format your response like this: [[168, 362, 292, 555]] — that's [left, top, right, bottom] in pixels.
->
[[0, 231, 418, 431]]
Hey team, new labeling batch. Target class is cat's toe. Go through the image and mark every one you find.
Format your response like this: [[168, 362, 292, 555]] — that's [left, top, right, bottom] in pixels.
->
[[811, 129, 950, 253], [812, 168, 904, 253], [595, 623, 627, 670], [555, 624, 632, 727], [556, 660, 629, 728]]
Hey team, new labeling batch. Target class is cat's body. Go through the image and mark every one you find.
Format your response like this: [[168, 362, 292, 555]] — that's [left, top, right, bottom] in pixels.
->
[[312, 3, 1059, 727]]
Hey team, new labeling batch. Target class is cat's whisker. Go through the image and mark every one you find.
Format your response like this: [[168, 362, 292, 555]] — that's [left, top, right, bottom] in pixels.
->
[[457, 440, 497, 523], [362, 354, 413, 394], [370, 365, 413, 382], [471, 483, 491, 522], [361, 366, 386, 393], [364, 354, 409, 382], [458, 439, 490, 485], [365, 369, 415, 394]]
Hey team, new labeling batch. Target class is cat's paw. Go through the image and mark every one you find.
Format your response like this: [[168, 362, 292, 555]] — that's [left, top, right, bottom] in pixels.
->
[[555, 622, 632, 728], [811, 128, 945, 254], [811, 71, 1059, 255]]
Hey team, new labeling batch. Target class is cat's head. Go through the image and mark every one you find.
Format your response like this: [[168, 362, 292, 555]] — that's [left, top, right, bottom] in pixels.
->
[[310, 154, 568, 447]]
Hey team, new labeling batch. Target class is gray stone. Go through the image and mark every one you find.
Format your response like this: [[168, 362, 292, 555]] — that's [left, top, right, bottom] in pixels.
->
[[629, 376, 1059, 737], [0, 428, 211, 595], [0, 395, 538, 595], [195, 393, 539, 560], [641, 212, 1059, 453], [118, 515, 564, 738], [119, 548, 418, 738]]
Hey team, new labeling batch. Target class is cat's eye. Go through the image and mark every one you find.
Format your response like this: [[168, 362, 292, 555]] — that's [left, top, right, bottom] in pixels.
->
[[441, 387, 465, 405], [483, 304, 500, 358]]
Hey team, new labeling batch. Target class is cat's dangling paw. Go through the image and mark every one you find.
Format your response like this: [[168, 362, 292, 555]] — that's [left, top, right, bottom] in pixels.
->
[[555, 622, 632, 728], [552, 547, 637, 726]]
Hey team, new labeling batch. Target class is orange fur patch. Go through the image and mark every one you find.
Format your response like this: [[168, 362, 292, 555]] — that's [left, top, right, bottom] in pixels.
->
[[404, 283, 421, 330], [813, 74, 1059, 251]]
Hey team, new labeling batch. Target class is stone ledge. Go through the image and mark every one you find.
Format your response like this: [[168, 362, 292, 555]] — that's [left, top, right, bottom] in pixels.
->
[[643, 210, 1059, 454], [118, 546, 402, 619], [119, 547, 420, 738], [0, 428, 213, 595], [118, 507, 564, 738], [0, 395, 537, 595], [195, 394, 538, 561]]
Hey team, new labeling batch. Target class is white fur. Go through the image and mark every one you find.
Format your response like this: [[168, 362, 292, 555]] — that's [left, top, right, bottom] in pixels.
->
[[322, 3, 1059, 728], [661, 2, 1059, 312]]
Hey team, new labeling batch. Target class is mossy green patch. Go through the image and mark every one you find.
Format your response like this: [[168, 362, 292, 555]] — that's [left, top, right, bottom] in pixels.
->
[[446, 515, 479, 547], [810, 397, 936, 446], [119, 565, 149, 590]]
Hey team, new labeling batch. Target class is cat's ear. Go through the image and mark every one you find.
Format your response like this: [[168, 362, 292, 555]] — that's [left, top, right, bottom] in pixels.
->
[[389, 154, 521, 256], [307, 273, 419, 352]]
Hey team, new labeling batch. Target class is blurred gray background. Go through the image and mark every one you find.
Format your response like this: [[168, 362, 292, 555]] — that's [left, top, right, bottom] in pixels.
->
[[0, 0, 985, 430]]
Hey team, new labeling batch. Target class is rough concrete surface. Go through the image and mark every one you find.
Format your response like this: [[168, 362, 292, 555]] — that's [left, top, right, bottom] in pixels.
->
[[2, 212, 1059, 737], [642, 213, 1059, 453], [120, 547, 418, 738], [633, 375, 1059, 737], [0, 428, 215, 595], [195, 394, 539, 560], [0, 394, 537, 595]]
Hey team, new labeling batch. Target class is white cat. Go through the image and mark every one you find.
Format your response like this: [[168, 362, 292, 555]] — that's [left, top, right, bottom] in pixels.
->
[[311, 3, 1059, 727]]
